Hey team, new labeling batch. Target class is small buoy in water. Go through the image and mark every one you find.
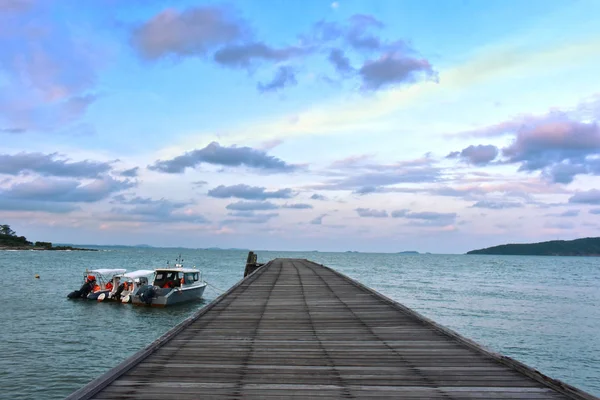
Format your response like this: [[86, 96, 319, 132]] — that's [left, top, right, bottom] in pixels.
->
[[97, 293, 106, 301], [34, 274, 40, 279]]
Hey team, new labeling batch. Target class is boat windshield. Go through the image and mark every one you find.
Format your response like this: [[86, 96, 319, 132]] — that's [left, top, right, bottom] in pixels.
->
[[154, 271, 181, 288], [183, 272, 199, 284]]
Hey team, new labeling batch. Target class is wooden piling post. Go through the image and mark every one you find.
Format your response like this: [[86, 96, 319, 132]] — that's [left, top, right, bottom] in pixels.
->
[[244, 251, 263, 277]]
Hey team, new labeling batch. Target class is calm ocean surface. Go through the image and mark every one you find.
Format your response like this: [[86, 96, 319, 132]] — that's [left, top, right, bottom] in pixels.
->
[[0, 248, 598, 399]]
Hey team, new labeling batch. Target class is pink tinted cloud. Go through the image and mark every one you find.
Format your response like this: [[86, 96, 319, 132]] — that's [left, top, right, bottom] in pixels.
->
[[131, 6, 245, 60], [0, 6, 100, 131]]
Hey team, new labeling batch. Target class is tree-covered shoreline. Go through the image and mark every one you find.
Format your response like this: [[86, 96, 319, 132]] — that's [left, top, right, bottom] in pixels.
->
[[0, 225, 97, 251], [467, 237, 600, 256]]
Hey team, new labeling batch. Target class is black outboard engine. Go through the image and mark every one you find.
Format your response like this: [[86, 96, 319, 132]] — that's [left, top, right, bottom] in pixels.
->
[[137, 285, 155, 305], [67, 281, 94, 299], [113, 282, 126, 301]]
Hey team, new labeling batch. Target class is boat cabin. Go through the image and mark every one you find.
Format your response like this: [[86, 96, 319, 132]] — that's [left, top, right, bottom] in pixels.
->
[[153, 268, 202, 289]]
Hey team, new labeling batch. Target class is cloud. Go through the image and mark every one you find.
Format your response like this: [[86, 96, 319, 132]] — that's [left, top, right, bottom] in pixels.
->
[[281, 203, 313, 209], [222, 212, 278, 224], [119, 167, 139, 177], [0, 0, 32, 12], [0, 199, 78, 213], [544, 222, 575, 230], [308, 15, 436, 90], [208, 184, 294, 200], [331, 2, 339, 9], [0, 128, 26, 133], [330, 154, 372, 168], [129, 8, 432, 94], [310, 193, 327, 200], [111, 195, 179, 206], [225, 200, 278, 211], [391, 210, 457, 226], [0, 152, 112, 178], [130, 6, 245, 60], [130, 5, 310, 93], [227, 210, 255, 218], [429, 180, 566, 202], [0, 176, 135, 205], [110, 196, 207, 224], [258, 66, 298, 93], [590, 208, 600, 215], [540, 162, 592, 185], [306, 14, 382, 51], [446, 145, 499, 165], [458, 111, 600, 184], [353, 186, 379, 195], [502, 118, 600, 179], [192, 180, 208, 187], [148, 141, 298, 173], [314, 163, 440, 191], [214, 43, 304, 68], [0, 3, 99, 131], [328, 48, 353, 74], [545, 210, 579, 217], [345, 14, 384, 51], [310, 213, 328, 225], [471, 200, 524, 209], [260, 139, 284, 150], [58, 94, 96, 124], [569, 189, 600, 205], [359, 51, 435, 90], [356, 208, 388, 218]]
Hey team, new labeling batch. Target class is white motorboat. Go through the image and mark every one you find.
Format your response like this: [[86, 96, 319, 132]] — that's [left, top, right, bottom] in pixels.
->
[[67, 269, 127, 301], [132, 256, 207, 307], [104, 269, 155, 303]]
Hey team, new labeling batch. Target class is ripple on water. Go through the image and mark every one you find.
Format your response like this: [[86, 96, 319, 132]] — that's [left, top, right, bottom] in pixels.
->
[[0, 250, 598, 399]]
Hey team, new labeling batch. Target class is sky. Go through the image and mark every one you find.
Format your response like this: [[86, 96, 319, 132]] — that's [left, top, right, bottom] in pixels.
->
[[1, 0, 600, 253]]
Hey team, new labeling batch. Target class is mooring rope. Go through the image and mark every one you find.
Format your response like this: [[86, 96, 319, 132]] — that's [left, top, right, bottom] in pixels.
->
[[205, 281, 226, 294]]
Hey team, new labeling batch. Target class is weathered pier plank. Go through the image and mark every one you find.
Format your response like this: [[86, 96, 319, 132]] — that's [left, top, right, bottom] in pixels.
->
[[67, 259, 598, 400]]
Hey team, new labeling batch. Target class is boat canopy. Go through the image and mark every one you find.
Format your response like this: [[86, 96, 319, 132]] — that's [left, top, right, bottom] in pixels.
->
[[89, 268, 127, 276], [123, 270, 155, 279], [155, 267, 199, 273]]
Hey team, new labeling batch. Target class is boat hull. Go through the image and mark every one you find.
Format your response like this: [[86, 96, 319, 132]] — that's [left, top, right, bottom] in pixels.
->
[[87, 289, 110, 301], [132, 283, 206, 307]]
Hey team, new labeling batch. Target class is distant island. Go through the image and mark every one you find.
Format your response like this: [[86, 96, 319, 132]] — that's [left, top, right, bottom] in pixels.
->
[[467, 237, 600, 256], [0, 224, 96, 251], [398, 251, 419, 254]]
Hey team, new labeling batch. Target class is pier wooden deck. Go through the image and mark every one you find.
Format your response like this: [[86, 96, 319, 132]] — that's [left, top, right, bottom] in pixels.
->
[[68, 259, 597, 400]]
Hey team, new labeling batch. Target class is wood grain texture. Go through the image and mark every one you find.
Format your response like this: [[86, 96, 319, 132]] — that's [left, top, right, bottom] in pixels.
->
[[70, 259, 596, 400]]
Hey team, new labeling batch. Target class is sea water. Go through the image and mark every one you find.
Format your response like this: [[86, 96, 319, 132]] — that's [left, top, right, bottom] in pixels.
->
[[0, 249, 598, 399]]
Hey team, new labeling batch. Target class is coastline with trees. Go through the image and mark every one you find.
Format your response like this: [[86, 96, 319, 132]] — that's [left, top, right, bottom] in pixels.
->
[[467, 237, 600, 256], [0, 225, 97, 251]]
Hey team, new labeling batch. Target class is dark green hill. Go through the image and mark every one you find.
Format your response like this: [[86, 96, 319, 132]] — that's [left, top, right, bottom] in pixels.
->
[[0, 225, 96, 251], [467, 237, 600, 256], [0, 233, 32, 248]]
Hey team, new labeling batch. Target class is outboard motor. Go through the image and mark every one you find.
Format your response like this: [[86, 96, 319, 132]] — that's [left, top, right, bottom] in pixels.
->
[[113, 282, 126, 301], [137, 285, 155, 305], [67, 281, 94, 299]]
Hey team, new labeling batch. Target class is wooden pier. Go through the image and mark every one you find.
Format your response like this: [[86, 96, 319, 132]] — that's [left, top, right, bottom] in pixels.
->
[[67, 259, 598, 400]]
